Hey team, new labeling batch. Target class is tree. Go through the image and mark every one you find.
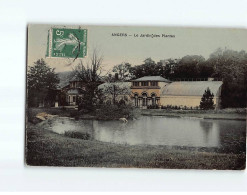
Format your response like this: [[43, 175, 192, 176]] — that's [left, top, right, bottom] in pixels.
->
[[112, 62, 132, 81], [197, 61, 214, 78], [130, 58, 163, 79], [27, 59, 59, 90], [144, 57, 155, 65], [27, 59, 59, 107], [74, 49, 104, 112], [160, 58, 180, 79], [101, 83, 130, 105], [200, 88, 215, 110], [96, 82, 133, 120], [207, 48, 247, 107], [173, 55, 206, 78], [74, 49, 103, 83]]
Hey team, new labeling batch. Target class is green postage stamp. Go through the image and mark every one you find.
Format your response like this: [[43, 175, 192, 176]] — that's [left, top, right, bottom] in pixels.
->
[[46, 28, 87, 59]]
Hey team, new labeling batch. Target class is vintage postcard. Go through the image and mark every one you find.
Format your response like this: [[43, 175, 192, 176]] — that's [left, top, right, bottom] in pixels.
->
[[26, 24, 246, 169]]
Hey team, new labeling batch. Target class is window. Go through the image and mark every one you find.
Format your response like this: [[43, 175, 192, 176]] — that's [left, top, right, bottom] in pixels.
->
[[142, 93, 147, 106], [134, 94, 138, 107], [150, 81, 158, 86], [151, 94, 156, 105], [73, 96, 76, 102], [141, 81, 149, 86], [133, 82, 139, 86]]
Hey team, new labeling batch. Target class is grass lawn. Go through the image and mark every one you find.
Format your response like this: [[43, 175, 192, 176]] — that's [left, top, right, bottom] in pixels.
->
[[25, 123, 246, 170]]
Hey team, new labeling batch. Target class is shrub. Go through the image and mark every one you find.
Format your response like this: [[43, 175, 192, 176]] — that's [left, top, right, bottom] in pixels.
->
[[147, 105, 159, 109], [200, 87, 215, 110], [68, 110, 79, 118], [118, 99, 126, 107], [96, 103, 133, 120], [64, 131, 91, 140]]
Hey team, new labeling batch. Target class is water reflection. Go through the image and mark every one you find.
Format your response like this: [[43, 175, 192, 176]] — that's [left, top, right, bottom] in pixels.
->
[[49, 116, 246, 150], [200, 120, 214, 144]]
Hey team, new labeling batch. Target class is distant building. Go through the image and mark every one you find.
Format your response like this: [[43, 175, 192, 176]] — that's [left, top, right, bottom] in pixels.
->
[[131, 76, 171, 107], [62, 75, 223, 109], [62, 75, 86, 106], [131, 76, 223, 109]]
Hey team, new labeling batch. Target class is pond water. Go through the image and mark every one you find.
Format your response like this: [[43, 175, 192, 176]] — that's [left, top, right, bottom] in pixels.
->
[[47, 116, 246, 152]]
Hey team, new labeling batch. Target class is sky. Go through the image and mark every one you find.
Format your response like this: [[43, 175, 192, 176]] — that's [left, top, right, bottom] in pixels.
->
[[28, 24, 247, 73]]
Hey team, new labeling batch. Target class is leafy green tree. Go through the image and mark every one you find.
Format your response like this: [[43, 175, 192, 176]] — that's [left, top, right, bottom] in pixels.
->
[[130, 56, 213, 80], [27, 59, 59, 90], [27, 59, 59, 107], [143, 57, 155, 65], [173, 55, 206, 78], [207, 48, 247, 107], [160, 58, 180, 79], [197, 61, 214, 78], [200, 88, 215, 110], [112, 62, 133, 81], [130, 58, 163, 78]]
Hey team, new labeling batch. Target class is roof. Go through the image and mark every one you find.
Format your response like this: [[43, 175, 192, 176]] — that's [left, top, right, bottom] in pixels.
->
[[132, 76, 171, 82], [67, 88, 84, 95], [70, 75, 80, 82], [99, 82, 131, 88], [61, 84, 70, 89], [161, 81, 223, 96]]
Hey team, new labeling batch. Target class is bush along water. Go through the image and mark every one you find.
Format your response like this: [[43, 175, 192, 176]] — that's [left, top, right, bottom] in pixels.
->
[[147, 105, 159, 109], [64, 131, 91, 140], [95, 101, 133, 120], [147, 104, 200, 110]]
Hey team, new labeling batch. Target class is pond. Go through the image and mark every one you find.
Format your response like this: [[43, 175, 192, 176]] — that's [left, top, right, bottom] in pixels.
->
[[47, 116, 246, 153]]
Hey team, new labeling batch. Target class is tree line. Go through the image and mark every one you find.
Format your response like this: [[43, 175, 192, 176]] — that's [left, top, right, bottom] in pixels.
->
[[110, 48, 247, 108], [27, 48, 247, 108]]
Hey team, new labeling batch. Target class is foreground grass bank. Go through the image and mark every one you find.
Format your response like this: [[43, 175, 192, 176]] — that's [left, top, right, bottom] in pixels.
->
[[25, 123, 245, 170]]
